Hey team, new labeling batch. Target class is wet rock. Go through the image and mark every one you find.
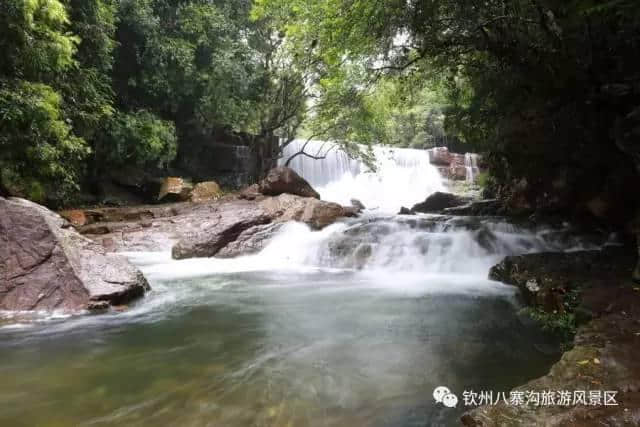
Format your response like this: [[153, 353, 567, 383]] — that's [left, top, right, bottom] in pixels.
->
[[0, 197, 150, 313], [411, 192, 470, 213], [260, 193, 355, 229], [443, 199, 506, 216], [258, 167, 320, 199], [428, 147, 452, 166], [216, 223, 284, 258], [171, 203, 272, 259], [190, 181, 222, 203], [350, 198, 366, 212], [488, 248, 634, 310], [398, 206, 415, 215], [157, 177, 192, 202], [463, 246, 640, 426]]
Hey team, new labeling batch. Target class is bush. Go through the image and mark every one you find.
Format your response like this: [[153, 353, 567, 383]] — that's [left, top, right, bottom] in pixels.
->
[[0, 81, 89, 203], [99, 110, 177, 169]]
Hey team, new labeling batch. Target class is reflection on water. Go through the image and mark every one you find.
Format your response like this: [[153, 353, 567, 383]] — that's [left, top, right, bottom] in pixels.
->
[[0, 269, 560, 427]]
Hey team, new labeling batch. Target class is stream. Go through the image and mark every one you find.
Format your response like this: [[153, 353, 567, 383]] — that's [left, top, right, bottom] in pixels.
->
[[0, 143, 605, 426]]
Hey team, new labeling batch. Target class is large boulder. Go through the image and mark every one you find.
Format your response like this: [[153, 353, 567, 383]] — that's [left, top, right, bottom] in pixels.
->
[[411, 192, 470, 213], [260, 193, 355, 229], [190, 181, 222, 203], [216, 223, 284, 258], [258, 167, 320, 199], [171, 201, 272, 259], [171, 194, 355, 259], [0, 197, 150, 313], [157, 177, 192, 202]]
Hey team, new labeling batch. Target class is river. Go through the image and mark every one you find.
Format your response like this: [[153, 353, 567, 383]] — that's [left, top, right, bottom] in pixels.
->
[[1, 142, 598, 426]]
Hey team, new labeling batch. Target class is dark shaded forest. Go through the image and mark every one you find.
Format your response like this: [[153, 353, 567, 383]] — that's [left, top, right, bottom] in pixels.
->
[[2, 0, 640, 227]]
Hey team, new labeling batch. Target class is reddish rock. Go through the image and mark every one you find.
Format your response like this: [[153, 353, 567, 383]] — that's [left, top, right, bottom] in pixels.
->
[[59, 209, 88, 227], [0, 197, 150, 313], [258, 167, 320, 199], [429, 147, 452, 166]]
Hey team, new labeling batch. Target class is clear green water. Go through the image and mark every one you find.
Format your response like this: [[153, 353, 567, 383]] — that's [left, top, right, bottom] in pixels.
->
[[0, 270, 560, 427]]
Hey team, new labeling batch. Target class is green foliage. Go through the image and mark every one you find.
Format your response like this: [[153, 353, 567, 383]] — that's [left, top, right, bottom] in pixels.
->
[[1, 0, 295, 204], [0, 0, 79, 79], [113, 0, 262, 135], [255, 0, 640, 193], [0, 81, 89, 203], [523, 308, 577, 348], [100, 110, 177, 169]]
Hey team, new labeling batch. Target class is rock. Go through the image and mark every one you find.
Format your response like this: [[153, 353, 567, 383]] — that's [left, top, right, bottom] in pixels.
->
[[238, 183, 262, 200], [157, 177, 192, 202], [259, 193, 355, 229], [428, 147, 452, 166], [350, 198, 366, 212], [411, 192, 470, 213], [216, 223, 284, 258], [190, 181, 222, 203], [0, 197, 150, 313], [488, 247, 634, 312], [443, 199, 506, 216], [59, 209, 89, 227], [463, 246, 640, 426], [258, 167, 320, 199], [398, 206, 415, 215], [448, 165, 468, 181], [171, 203, 272, 260]]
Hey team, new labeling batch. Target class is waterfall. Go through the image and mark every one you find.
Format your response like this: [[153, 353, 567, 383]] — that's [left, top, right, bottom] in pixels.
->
[[465, 153, 480, 182], [280, 139, 444, 212]]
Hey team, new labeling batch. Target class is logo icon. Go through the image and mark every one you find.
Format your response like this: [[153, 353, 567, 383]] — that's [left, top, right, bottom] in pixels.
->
[[434, 386, 458, 408]]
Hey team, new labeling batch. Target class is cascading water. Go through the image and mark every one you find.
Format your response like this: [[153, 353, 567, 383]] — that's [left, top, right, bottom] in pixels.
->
[[280, 139, 444, 213], [465, 153, 480, 182], [1, 141, 615, 426]]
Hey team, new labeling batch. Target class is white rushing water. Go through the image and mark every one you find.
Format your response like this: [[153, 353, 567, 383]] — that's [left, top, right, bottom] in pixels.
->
[[280, 139, 445, 213], [128, 140, 610, 295], [465, 153, 480, 182]]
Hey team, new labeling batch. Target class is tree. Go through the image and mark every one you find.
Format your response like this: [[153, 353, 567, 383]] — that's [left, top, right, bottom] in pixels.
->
[[0, 0, 88, 203], [253, 0, 640, 215]]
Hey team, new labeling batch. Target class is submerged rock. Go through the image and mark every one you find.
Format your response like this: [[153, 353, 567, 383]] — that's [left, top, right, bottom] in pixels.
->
[[0, 197, 150, 313], [258, 166, 320, 199]]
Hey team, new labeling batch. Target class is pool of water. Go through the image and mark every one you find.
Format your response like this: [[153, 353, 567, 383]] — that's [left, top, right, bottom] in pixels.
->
[[0, 266, 560, 427]]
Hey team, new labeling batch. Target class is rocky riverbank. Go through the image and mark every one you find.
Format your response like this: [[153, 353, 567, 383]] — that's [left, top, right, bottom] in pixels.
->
[[462, 247, 640, 426], [0, 167, 358, 316], [77, 167, 359, 258]]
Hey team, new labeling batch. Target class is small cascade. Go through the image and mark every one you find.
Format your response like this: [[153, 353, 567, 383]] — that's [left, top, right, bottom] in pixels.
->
[[140, 215, 610, 286], [465, 153, 480, 182], [280, 140, 444, 213]]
